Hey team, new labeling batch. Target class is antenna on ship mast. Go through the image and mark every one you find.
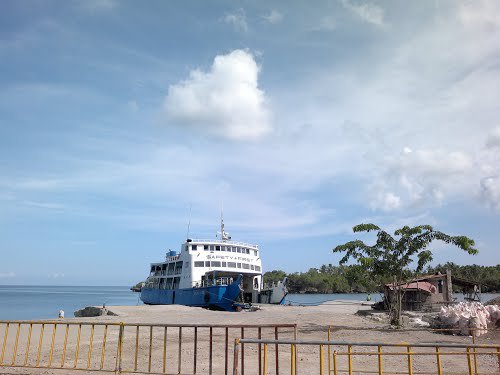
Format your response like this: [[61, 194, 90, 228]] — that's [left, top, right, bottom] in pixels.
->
[[220, 203, 231, 241], [186, 203, 192, 240]]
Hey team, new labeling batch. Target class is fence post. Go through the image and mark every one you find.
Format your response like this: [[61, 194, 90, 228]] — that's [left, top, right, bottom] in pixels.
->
[[233, 339, 240, 375], [115, 323, 124, 374]]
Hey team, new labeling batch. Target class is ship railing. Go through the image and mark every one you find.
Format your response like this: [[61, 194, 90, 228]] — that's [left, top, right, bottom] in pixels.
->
[[196, 277, 236, 288], [188, 239, 259, 249]]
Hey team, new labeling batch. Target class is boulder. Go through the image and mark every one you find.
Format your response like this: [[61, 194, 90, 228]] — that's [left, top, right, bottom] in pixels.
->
[[74, 306, 118, 317]]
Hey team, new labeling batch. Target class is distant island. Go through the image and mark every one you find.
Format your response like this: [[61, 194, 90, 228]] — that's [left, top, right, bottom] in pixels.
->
[[263, 262, 499, 294]]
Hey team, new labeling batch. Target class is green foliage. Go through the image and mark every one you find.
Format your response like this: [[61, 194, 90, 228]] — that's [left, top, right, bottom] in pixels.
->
[[263, 264, 379, 294], [425, 262, 500, 292], [333, 223, 478, 326]]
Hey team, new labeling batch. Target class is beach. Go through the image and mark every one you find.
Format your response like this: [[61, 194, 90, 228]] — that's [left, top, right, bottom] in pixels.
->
[[1, 301, 498, 374]]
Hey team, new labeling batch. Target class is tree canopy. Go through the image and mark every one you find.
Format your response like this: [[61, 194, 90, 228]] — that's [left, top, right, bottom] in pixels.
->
[[332, 223, 477, 325]]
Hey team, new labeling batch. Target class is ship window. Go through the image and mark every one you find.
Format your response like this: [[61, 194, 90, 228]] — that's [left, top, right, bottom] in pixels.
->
[[237, 248, 242, 253], [150, 266, 155, 273], [251, 265, 255, 270], [232, 247, 237, 252], [242, 263, 250, 269], [205, 261, 211, 267], [254, 250, 258, 256], [228, 262, 236, 268], [255, 266, 261, 272], [237, 263, 242, 268], [215, 245, 221, 251], [175, 261, 183, 274], [161, 264, 167, 270], [246, 249, 250, 254], [210, 245, 215, 251], [194, 261, 204, 267], [204, 245, 209, 250], [211, 261, 221, 267], [222, 262, 227, 267]]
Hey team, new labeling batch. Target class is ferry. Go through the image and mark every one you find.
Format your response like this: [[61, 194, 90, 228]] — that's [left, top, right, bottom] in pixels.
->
[[140, 220, 287, 311]]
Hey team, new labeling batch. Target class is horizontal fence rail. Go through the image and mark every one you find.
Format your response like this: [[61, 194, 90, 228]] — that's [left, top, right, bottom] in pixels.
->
[[0, 321, 296, 374], [234, 339, 500, 375]]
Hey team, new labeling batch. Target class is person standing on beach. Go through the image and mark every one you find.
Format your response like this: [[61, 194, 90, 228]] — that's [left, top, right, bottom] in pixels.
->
[[58, 309, 64, 319]]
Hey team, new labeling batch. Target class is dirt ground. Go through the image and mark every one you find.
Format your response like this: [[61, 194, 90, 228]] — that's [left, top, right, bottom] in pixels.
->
[[0, 301, 498, 375]]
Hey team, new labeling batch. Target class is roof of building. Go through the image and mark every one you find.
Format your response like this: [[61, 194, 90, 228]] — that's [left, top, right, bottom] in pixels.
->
[[386, 281, 437, 294]]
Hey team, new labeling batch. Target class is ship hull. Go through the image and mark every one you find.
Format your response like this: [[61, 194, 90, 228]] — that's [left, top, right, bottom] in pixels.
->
[[140, 276, 242, 311]]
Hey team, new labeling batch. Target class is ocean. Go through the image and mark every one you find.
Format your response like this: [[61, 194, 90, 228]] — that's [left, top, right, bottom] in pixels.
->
[[0, 285, 498, 320]]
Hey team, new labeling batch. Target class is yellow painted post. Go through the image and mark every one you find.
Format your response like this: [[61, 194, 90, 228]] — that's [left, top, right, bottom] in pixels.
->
[[1, 322, 9, 365], [328, 327, 331, 374], [472, 334, 478, 375], [11, 323, 21, 365], [74, 324, 81, 368], [178, 326, 182, 375], [435, 347, 442, 375], [24, 323, 33, 366], [134, 325, 139, 371], [406, 345, 413, 375], [263, 343, 268, 375], [100, 324, 108, 370], [332, 351, 338, 375], [163, 327, 167, 374], [319, 344, 324, 375], [348, 345, 353, 375], [290, 344, 295, 375], [61, 324, 69, 367], [466, 347, 473, 375], [87, 324, 95, 369], [36, 323, 45, 367], [114, 324, 124, 374], [148, 325, 153, 373], [377, 345, 383, 375], [48, 323, 57, 367], [497, 347, 500, 372]]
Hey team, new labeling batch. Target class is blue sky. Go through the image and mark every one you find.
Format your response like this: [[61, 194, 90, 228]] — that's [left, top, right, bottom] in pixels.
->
[[1, 0, 499, 286]]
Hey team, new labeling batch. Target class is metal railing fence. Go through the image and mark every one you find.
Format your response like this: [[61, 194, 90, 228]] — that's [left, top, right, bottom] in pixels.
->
[[233, 339, 500, 375], [0, 321, 296, 374]]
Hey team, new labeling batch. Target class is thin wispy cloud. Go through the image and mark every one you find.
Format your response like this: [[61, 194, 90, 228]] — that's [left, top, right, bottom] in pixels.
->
[[223, 9, 248, 32], [262, 10, 283, 24], [0, 272, 16, 278], [340, 0, 385, 27]]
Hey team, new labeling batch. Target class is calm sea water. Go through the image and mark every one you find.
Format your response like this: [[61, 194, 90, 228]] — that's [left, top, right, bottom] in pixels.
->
[[0, 286, 497, 320], [0, 286, 141, 320]]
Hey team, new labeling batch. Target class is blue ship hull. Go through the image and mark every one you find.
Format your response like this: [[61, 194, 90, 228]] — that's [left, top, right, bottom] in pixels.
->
[[140, 275, 242, 311]]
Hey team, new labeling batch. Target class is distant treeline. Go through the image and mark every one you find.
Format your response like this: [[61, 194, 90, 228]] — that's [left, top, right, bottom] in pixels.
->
[[263, 262, 499, 294]]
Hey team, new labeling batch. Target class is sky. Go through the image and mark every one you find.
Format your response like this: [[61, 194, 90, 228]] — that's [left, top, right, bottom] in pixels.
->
[[1, 0, 499, 286]]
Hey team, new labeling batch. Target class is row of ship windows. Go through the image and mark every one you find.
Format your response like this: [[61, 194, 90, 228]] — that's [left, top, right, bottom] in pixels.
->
[[194, 261, 261, 272], [189, 244, 258, 256]]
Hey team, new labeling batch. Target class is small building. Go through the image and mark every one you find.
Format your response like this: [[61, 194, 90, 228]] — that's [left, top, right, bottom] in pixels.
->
[[384, 270, 481, 311]]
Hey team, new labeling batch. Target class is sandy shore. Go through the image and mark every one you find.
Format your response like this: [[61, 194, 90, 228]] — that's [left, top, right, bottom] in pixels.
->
[[1, 301, 498, 374]]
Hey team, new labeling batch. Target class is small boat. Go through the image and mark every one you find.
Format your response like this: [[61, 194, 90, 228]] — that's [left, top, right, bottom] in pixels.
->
[[140, 219, 287, 311]]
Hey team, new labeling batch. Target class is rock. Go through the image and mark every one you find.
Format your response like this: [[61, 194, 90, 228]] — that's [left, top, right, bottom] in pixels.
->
[[485, 296, 500, 306], [74, 306, 118, 317]]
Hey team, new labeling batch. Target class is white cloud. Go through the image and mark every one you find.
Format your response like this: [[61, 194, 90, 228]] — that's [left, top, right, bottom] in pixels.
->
[[48, 273, 65, 279], [480, 176, 500, 210], [312, 16, 337, 31], [262, 10, 283, 24], [77, 0, 117, 12], [340, 0, 385, 27], [486, 127, 500, 148], [370, 191, 401, 212], [223, 9, 248, 32], [164, 49, 271, 140], [0, 272, 16, 278]]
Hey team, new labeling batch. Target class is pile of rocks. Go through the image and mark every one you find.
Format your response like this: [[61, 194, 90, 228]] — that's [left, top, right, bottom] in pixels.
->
[[436, 302, 499, 336]]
